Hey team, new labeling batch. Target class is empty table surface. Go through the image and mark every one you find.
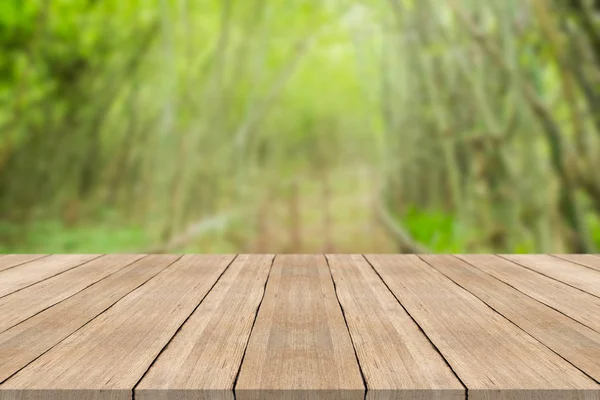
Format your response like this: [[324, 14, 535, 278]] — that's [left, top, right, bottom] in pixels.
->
[[0, 254, 599, 400]]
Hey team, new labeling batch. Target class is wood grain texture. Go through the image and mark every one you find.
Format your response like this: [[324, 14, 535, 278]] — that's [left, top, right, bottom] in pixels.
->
[[327, 254, 464, 400], [365, 254, 600, 400], [0, 254, 146, 333], [0, 255, 48, 273], [0, 254, 235, 400], [423, 254, 600, 382], [1, 253, 599, 400], [457, 254, 600, 333], [235, 254, 364, 400], [0, 254, 179, 384], [136, 254, 274, 400], [500, 254, 600, 297], [552, 254, 600, 272], [0, 254, 101, 298]]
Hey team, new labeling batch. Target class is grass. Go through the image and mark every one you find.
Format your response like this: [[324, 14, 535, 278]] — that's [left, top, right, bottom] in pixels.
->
[[5, 164, 596, 254], [0, 218, 149, 253]]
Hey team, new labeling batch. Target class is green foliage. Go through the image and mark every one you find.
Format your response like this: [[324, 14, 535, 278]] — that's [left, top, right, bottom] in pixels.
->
[[587, 213, 600, 249], [403, 206, 469, 253], [0, 218, 148, 253], [0, 0, 599, 254]]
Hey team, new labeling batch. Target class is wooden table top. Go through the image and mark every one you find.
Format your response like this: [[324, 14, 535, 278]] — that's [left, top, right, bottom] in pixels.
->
[[0, 254, 599, 400]]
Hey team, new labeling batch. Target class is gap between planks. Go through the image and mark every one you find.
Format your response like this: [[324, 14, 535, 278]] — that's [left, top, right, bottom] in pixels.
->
[[0, 255, 236, 400], [0, 255, 182, 384], [1, 254, 600, 400], [421, 255, 600, 384], [499, 254, 600, 298]]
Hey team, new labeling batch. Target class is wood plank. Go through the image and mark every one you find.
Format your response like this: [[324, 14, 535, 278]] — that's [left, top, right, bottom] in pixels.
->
[[552, 254, 600, 273], [458, 254, 600, 333], [0, 254, 101, 298], [136, 254, 274, 400], [365, 254, 600, 400], [500, 254, 600, 297], [0, 254, 146, 333], [0, 254, 235, 400], [422, 254, 600, 382], [235, 254, 364, 400], [0, 255, 48, 273], [327, 254, 464, 400], [0, 254, 179, 383]]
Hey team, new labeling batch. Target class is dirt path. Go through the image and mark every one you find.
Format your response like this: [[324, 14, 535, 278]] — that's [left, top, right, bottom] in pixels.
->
[[251, 165, 397, 253]]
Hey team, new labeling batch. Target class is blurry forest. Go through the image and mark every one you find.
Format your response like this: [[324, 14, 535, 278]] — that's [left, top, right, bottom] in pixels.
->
[[0, 0, 599, 254]]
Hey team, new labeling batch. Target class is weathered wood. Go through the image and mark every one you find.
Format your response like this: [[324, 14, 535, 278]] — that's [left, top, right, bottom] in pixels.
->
[[0, 254, 235, 400], [0, 254, 179, 383], [365, 254, 600, 400], [552, 254, 600, 273], [0, 254, 146, 333], [0, 253, 599, 400], [235, 254, 364, 400], [423, 254, 600, 382], [457, 254, 600, 332], [327, 254, 464, 400], [0, 254, 101, 298], [0, 255, 48, 273], [501, 254, 600, 297], [136, 254, 274, 400]]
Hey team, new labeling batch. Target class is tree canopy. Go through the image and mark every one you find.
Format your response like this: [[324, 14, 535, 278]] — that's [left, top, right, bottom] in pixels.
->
[[1, 0, 599, 254]]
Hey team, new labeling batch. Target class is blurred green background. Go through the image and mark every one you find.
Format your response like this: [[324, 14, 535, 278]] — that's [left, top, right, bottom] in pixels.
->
[[0, 0, 599, 254]]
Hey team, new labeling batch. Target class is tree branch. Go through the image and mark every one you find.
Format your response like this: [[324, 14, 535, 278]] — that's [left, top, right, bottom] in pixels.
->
[[146, 212, 238, 253], [376, 201, 430, 254]]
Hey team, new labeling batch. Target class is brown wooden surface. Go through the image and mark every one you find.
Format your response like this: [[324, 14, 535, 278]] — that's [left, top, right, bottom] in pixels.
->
[[0, 255, 48, 273], [235, 254, 365, 400], [366, 254, 599, 400], [501, 254, 600, 297], [553, 254, 600, 272], [0, 254, 599, 400], [327, 254, 464, 400], [0, 254, 146, 333], [456, 254, 600, 333], [0, 254, 101, 298], [424, 254, 600, 382], [0, 254, 178, 383], [136, 254, 274, 400], [1, 254, 234, 400]]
